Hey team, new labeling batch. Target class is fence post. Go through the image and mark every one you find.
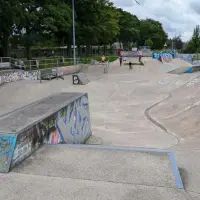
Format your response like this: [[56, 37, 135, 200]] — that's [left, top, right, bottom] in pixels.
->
[[36, 60, 39, 69], [30, 61, 32, 71]]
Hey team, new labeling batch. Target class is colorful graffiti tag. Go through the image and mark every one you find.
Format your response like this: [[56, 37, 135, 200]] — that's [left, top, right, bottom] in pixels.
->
[[0, 136, 16, 172], [56, 94, 91, 143], [177, 54, 194, 64], [0, 70, 38, 85], [10, 94, 91, 170], [153, 53, 173, 63]]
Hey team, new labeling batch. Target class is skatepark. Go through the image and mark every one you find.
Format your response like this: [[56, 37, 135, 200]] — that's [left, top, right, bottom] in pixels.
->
[[1, 56, 200, 199]]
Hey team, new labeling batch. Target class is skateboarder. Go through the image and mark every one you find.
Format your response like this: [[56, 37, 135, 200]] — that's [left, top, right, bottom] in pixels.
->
[[120, 56, 123, 66], [129, 61, 132, 70], [138, 50, 142, 63], [101, 55, 106, 63], [123, 56, 127, 63]]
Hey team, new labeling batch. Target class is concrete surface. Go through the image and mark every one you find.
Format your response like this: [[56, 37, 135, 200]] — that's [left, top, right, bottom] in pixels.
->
[[0, 173, 189, 200], [13, 145, 177, 188], [1, 58, 200, 199], [0, 92, 84, 132]]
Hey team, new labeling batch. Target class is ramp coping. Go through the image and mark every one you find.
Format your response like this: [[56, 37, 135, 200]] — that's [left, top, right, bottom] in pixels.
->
[[48, 144, 184, 189]]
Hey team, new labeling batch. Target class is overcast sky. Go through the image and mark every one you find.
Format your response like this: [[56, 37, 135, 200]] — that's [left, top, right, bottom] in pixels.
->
[[112, 0, 200, 41]]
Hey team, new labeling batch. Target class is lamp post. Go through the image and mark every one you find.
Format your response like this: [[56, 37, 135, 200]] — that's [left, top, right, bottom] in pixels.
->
[[72, 0, 76, 65]]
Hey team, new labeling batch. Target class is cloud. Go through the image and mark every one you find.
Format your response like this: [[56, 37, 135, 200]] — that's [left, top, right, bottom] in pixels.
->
[[112, 0, 200, 41]]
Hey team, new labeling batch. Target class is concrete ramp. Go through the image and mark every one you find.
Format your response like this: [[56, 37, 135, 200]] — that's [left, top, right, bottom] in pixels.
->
[[13, 145, 183, 189], [72, 73, 90, 85], [184, 65, 200, 73]]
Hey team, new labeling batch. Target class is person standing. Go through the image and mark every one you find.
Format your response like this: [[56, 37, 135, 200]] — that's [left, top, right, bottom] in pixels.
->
[[101, 55, 106, 63], [138, 50, 142, 63], [120, 56, 123, 66], [123, 56, 127, 63]]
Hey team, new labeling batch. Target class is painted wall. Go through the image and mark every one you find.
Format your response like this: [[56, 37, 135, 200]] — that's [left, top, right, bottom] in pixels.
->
[[176, 54, 194, 64], [0, 136, 16, 173], [0, 66, 81, 86], [153, 53, 173, 63], [0, 70, 38, 85], [7, 94, 91, 171]]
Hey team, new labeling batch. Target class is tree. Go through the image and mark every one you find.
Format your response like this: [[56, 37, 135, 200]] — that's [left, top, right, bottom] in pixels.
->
[[170, 35, 183, 50], [118, 9, 140, 49], [0, 0, 21, 56], [15, 0, 72, 59], [184, 25, 200, 57], [145, 39, 153, 48], [72, 0, 120, 55], [139, 19, 168, 49]]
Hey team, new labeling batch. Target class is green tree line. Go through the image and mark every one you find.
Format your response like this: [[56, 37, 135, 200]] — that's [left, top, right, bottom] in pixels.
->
[[0, 0, 168, 59], [184, 25, 200, 55]]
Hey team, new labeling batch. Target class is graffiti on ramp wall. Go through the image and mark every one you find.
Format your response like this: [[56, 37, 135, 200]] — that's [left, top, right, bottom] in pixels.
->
[[0, 136, 16, 172], [56, 94, 91, 143], [10, 94, 91, 169]]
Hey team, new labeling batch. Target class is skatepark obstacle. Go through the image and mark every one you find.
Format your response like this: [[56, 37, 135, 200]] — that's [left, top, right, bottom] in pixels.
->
[[0, 92, 92, 173], [72, 73, 90, 85], [39, 68, 64, 83]]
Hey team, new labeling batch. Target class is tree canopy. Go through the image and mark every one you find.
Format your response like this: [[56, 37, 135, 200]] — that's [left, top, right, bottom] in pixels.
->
[[0, 0, 169, 58], [184, 25, 200, 54]]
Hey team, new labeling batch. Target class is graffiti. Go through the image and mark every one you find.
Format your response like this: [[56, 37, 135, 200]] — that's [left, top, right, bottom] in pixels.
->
[[177, 54, 194, 64], [0, 66, 81, 86], [0, 70, 38, 85], [158, 78, 169, 85], [0, 136, 16, 172], [54, 94, 91, 143], [11, 122, 49, 167], [9, 94, 91, 170], [186, 77, 200, 87], [153, 53, 173, 63]]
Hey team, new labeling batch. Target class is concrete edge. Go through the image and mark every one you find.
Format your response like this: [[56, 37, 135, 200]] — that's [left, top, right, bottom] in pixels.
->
[[47, 144, 184, 190], [169, 152, 184, 189], [47, 144, 172, 153]]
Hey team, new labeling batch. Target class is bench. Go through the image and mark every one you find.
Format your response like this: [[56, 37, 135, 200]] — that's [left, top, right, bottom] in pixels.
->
[[40, 68, 64, 83]]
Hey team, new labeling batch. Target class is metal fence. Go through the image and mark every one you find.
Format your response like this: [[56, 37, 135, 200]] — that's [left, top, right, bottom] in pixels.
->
[[0, 57, 81, 71]]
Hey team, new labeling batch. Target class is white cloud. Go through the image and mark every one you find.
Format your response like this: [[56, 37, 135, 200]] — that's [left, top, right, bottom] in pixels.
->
[[112, 0, 200, 41]]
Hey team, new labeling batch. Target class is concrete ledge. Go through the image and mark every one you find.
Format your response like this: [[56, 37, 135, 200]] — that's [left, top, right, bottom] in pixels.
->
[[0, 93, 92, 173]]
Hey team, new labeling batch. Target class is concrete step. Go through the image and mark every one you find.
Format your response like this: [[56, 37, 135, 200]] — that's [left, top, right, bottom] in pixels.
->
[[12, 145, 183, 189]]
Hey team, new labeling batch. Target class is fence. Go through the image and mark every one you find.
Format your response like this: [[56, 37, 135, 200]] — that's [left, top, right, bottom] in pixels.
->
[[0, 57, 81, 71]]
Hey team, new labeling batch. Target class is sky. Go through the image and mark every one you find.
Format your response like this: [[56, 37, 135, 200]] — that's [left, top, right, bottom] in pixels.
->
[[112, 0, 200, 42]]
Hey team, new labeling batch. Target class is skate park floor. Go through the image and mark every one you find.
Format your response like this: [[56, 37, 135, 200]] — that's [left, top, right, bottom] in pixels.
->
[[1, 58, 200, 199]]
